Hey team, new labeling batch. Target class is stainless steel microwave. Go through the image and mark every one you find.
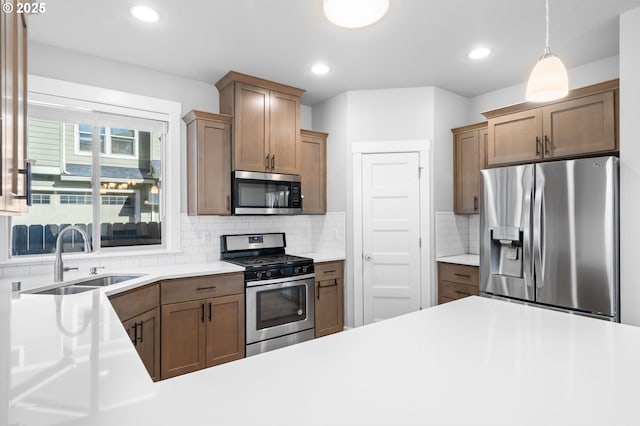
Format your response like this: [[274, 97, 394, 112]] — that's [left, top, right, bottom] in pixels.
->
[[232, 171, 302, 215]]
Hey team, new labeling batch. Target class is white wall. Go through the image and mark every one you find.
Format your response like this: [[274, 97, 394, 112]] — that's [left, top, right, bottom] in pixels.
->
[[619, 7, 640, 326], [467, 55, 620, 122], [29, 43, 314, 211], [312, 86, 468, 326]]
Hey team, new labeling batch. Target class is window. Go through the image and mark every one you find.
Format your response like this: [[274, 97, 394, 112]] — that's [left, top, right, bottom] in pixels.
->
[[5, 77, 181, 260], [31, 194, 51, 204], [76, 125, 137, 157]]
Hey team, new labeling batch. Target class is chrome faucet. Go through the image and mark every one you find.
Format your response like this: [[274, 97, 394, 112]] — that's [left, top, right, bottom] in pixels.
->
[[54, 226, 92, 282]]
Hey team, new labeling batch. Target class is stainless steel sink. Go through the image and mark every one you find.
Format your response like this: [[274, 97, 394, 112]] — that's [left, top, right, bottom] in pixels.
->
[[34, 285, 99, 295], [30, 274, 144, 295], [70, 274, 143, 287]]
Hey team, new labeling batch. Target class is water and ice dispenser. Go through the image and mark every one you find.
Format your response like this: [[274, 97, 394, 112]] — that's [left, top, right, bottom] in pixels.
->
[[489, 226, 523, 278]]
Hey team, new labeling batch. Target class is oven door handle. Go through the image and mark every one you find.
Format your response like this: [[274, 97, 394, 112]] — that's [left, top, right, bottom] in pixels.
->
[[245, 273, 315, 287]]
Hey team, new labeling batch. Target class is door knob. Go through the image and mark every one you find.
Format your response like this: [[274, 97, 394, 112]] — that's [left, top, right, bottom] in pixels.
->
[[364, 253, 372, 261]]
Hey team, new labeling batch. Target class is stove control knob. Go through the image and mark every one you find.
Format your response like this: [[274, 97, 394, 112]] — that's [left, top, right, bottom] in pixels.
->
[[266, 271, 272, 278], [294, 267, 301, 274], [256, 272, 263, 279], [302, 266, 309, 274]]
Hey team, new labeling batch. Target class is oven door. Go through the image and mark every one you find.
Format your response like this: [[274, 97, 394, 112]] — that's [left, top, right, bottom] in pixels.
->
[[246, 275, 315, 345], [232, 171, 302, 215]]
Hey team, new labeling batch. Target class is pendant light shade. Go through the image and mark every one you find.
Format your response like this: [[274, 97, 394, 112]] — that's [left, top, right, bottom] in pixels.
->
[[323, 0, 389, 29], [526, 52, 568, 102], [525, 0, 568, 102]]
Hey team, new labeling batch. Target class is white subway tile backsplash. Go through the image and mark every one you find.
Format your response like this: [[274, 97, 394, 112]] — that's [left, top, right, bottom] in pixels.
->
[[436, 212, 480, 257]]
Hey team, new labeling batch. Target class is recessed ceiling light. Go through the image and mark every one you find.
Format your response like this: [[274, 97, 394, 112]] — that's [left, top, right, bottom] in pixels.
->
[[468, 47, 492, 60], [130, 5, 159, 23], [311, 64, 331, 75]]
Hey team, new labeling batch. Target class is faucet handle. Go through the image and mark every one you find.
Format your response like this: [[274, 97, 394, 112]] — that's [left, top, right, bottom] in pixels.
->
[[63, 266, 79, 272], [90, 266, 105, 275]]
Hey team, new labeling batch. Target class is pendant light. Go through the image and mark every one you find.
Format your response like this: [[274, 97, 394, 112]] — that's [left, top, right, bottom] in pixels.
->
[[525, 0, 568, 102], [323, 0, 389, 29]]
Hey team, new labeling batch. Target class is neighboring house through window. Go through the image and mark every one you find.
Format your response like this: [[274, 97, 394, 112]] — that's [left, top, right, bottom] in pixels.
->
[[2, 76, 181, 260]]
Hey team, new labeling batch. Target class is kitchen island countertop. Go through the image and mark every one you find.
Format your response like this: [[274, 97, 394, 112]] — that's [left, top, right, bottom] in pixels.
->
[[4, 286, 640, 425]]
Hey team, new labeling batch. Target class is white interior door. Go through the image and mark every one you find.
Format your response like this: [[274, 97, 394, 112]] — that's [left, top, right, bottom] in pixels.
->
[[362, 152, 421, 324]]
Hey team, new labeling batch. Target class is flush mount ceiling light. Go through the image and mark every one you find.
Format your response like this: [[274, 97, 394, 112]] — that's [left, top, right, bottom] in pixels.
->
[[525, 0, 568, 102], [311, 64, 331, 75], [130, 5, 160, 23], [323, 0, 389, 29], [468, 47, 491, 60]]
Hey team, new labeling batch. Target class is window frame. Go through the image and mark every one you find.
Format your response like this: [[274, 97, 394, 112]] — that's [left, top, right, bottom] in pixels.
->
[[0, 75, 182, 264], [74, 124, 139, 159]]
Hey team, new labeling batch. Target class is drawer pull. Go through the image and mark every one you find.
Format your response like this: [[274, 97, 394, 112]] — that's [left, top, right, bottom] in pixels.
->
[[323, 270, 337, 274], [196, 286, 217, 291], [201, 304, 205, 323], [137, 321, 143, 343], [454, 273, 471, 278], [209, 302, 212, 322], [454, 290, 471, 296], [318, 281, 337, 288]]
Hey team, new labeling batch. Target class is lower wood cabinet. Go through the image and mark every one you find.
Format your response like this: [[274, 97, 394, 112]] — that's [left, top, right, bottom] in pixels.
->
[[437, 262, 479, 305], [109, 284, 161, 381], [160, 273, 244, 380], [314, 261, 344, 337]]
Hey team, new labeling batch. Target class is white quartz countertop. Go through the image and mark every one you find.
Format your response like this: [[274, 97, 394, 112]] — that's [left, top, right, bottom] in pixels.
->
[[436, 253, 480, 266], [5, 288, 640, 425]]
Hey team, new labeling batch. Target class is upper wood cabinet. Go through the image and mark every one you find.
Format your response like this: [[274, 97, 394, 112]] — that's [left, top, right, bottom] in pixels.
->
[[452, 123, 486, 214], [216, 71, 304, 175], [183, 110, 232, 215], [484, 79, 618, 167], [1, 4, 29, 214], [300, 129, 327, 214]]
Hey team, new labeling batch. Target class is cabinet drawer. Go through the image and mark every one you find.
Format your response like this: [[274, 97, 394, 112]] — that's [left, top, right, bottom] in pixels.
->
[[109, 284, 159, 322], [437, 262, 479, 286], [161, 273, 244, 305], [438, 281, 479, 300], [315, 261, 343, 281]]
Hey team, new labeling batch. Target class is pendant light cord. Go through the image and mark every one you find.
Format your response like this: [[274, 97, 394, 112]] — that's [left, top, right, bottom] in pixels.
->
[[544, 0, 550, 54]]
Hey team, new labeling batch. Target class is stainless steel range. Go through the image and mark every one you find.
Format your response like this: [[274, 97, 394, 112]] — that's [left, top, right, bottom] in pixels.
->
[[221, 233, 315, 356]]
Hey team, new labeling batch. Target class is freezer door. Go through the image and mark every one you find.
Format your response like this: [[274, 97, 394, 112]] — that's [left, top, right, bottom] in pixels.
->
[[480, 164, 534, 301], [534, 156, 618, 318]]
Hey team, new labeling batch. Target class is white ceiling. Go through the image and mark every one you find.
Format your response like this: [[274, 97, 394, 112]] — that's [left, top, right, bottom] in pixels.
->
[[28, 0, 640, 105]]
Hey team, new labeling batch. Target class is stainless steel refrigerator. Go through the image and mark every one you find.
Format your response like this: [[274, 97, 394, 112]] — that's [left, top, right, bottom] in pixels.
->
[[480, 156, 619, 321]]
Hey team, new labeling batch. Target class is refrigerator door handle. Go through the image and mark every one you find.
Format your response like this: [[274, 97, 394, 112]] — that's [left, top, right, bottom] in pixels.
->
[[522, 165, 535, 298], [533, 170, 544, 289]]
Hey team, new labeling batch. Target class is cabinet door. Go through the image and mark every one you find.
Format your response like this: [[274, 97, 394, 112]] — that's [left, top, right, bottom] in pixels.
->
[[161, 300, 207, 379], [0, 8, 27, 213], [315, 278, 344, 337], [269, 90, 300, 174], [205, 293, 245, 368], [124, 307, 160, 381], [487, 109, 542, 166], [233, 82, 269, 172], [300, 130, 326, 214], [187, 118, 231, 215], [542, 92, 616, 159], [315, 261, 344, 338], [454, 130, 480, 214]]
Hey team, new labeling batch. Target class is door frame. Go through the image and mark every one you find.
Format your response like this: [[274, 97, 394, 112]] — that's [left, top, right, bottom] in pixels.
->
[[352, 139, 431, 327]]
